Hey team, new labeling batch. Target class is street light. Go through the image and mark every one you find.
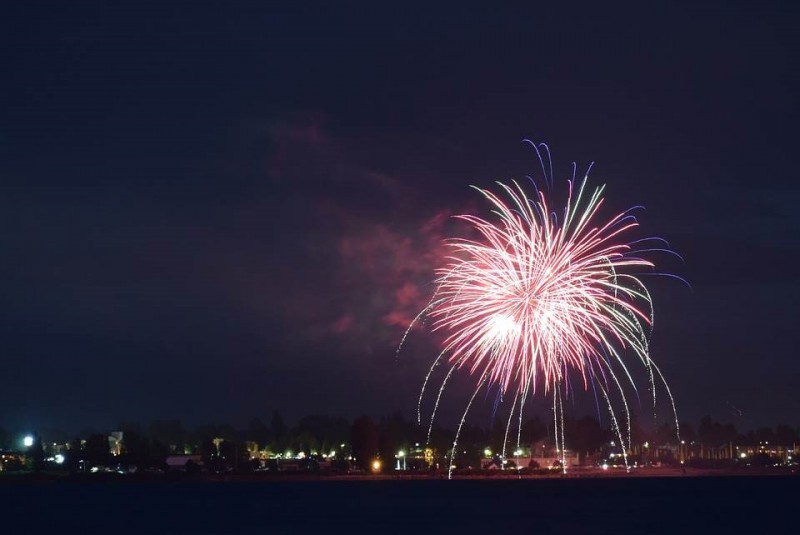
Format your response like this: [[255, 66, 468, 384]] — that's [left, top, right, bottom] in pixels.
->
[[23, 435, 34, 448], [397, 450, 406, 470]]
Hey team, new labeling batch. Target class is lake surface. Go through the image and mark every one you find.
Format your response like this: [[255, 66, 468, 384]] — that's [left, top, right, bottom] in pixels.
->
[[2, 475, 796, 534]]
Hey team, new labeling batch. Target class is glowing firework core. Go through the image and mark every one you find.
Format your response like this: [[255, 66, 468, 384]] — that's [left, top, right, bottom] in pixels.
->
[[486, 314, 519, 343]]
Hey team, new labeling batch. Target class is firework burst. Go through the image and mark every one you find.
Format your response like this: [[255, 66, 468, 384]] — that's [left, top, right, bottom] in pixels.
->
[[402, 141, 681, 477]]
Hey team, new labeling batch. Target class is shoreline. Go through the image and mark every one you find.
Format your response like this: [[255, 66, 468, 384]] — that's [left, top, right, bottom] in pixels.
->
[[1, 465, 796, 483]]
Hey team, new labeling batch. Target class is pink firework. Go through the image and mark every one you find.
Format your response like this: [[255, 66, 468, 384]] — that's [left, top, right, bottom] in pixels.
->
[[406, 143, 679, 476]]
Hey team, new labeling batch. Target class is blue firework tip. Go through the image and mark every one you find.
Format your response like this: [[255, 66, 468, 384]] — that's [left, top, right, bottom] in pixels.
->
[[638, 272, 693, 290], [522, 139, 554, 191]]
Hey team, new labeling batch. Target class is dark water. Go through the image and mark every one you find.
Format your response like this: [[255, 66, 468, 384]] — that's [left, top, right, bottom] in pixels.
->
[[2, 476, 796, 534]]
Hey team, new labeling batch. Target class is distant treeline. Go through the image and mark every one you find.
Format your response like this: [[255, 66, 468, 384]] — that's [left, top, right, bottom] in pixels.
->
[[2, 413, 798, 472]]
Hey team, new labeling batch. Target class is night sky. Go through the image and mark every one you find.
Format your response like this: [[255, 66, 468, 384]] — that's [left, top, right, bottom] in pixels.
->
[[2, 2, 798, 433]]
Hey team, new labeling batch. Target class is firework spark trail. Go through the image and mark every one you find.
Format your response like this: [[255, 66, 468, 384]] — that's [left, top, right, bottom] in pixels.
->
[[501, 391, 519, 461], [407, 143, 680, 478]]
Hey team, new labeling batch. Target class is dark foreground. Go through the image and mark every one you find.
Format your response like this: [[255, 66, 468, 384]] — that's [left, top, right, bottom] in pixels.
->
[[2, 475, 797, 534]]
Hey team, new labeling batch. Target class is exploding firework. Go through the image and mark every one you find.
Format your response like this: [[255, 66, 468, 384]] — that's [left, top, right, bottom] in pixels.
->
[[402, 141, 681, 477]]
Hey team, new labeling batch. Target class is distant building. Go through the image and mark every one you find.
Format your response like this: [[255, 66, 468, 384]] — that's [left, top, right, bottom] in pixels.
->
[[530, 440, 580, 468], [0, 452, 25, 471], [165, 454, 203, 471], [654, 440, 798, 464], [737, 442, 796, 463]]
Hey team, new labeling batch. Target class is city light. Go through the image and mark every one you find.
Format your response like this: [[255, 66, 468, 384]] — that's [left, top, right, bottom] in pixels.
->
[[484, 448, 492, 457], [371, 459, 382, 473], [23, 435, 34, 447], [395, 450, 407, 471]]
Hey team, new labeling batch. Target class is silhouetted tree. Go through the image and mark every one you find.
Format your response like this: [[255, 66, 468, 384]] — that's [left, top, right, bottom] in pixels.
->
[[448, 422, 487, 468], [121, 430, 150, 468], [296, 415, 350, 452], [378, 412, 413, 460], [755, 427, 776, 444], [628, 413, 647, 447], [565, 416, 607, 460], [218, 440, 249, 472], [79, 427, 97, 438], [218, 440, 235, 470], [271, 411, 288, 446], [65, 438, 84, 473], [216, 424, 238, 441], [85, 434, 110, 468], [351, 416, 378, 470], [246, 417, 271, 448], [428, 423, 455, 460], [117, 421, 144, 436], [775, 425, 798, 446], [29, 433, 45, 472], [199, 439, 217, 465], [490, 415, 507, 452], [149, 420, 186, 453], [655, 422, 677, 445], [698, 416, 730, 445], [149, 439, 170, 469], [720, 422, 738, 444], [292, 430, 319, 455], [185, 459, 201, 475], [521, 417, 547, 445], [194, 424, 218, 444]]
